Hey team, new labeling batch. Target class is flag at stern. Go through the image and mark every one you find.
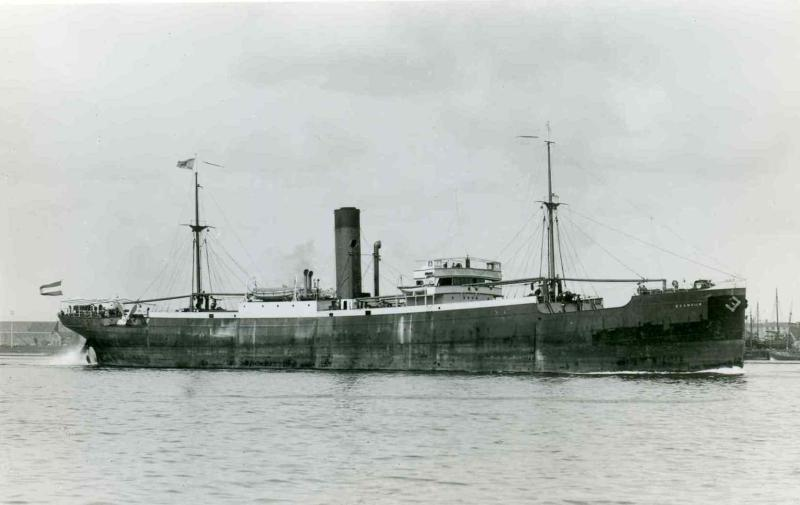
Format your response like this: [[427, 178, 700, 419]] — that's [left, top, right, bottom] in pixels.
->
[[40, 280, 62, 296]]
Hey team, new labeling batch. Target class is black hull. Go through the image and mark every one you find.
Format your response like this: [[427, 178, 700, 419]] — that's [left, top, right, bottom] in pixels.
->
[[60, 288, 745, 373]]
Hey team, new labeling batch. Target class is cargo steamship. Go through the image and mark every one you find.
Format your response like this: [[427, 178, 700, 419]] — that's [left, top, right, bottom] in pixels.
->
[[59, 141, 746, 372]]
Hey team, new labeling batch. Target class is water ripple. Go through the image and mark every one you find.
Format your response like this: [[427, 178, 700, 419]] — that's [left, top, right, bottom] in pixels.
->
[[1, 358, 799, 504]]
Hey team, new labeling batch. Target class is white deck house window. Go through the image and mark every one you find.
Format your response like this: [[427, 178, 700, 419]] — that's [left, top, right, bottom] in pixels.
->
[[401, 256, 503, 306]]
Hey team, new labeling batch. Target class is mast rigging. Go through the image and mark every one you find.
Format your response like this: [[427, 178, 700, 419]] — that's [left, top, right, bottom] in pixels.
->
[[518, 135, 563, 302], [185, 165, 210, 309]]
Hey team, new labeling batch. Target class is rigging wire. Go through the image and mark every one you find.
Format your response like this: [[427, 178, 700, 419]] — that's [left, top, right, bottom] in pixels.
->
[[161, 239, 192, 299], [358, 232, 408, 291], [152, 240, 191, 312], [567, 207, 739, 278], [213, 252, 246, 294], [206, 191, 269, 283], [152, 238, 193, 311], [560, 153, 740, 277], [206, 239, 248, 288], [658, 220, 739, 275], [558, 217, 599, 298], [555, 215, 568, 291], [495, 208, 543, 260], [211, 244, 234, 293], [206, 244, 231, 295], [539, 211, 547, 278], [506, 208, 545, 275], [136, 226, 187, 300], [204, 243, 219, 293], [515, 136, 542, 232], [494, 207, 544, 298], [205, 241, 239, 309], [359, 227, 410, 289], [557, 222, 580, 292], [156, 246, 178, 302], [191, 237, 196, 297], [503, 223, 536, 281], [204, 235, 213, 295], [142, 237, 189, 311], [561, 211, 644, 278], [211, 250, 231, 296], [212, 236, 254, 281], [514, 221, 541, 298]]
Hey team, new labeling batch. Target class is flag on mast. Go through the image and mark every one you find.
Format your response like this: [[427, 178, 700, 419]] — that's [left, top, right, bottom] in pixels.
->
[[176, 158, 195, 170], [40, 280, 62, 296]]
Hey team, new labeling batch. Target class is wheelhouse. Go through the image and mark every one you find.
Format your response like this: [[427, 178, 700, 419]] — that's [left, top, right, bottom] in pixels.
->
[[399, 256, 503, 306]]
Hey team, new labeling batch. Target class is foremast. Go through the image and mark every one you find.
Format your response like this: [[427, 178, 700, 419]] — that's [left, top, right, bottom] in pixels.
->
[[186, 162, 209, 310]]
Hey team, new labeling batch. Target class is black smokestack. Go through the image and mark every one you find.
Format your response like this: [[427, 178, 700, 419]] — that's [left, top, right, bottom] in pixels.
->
[[334, 207, 362, 299]]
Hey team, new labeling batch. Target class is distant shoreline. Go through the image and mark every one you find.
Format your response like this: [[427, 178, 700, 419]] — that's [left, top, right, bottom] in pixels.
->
[[0, 321, 84, 351]]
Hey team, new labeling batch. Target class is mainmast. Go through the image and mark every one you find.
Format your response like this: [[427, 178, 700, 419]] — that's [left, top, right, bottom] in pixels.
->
[[518, 135, 561, 303], [544, 140, 559, 301]]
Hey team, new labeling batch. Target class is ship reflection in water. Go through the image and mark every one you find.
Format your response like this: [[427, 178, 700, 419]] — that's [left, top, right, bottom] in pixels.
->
[[3, 357, 800, 504]]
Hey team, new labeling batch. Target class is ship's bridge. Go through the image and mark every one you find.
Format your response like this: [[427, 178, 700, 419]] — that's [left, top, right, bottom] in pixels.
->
[[399, 256, 503, 306], [413, 257, 502, 286]]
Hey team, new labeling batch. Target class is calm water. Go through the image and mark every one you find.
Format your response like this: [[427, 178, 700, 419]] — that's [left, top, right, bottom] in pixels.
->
[[2, 353, 800, 505]]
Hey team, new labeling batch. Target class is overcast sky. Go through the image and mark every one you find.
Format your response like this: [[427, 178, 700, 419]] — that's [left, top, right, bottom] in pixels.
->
[[1, 1, 798, 320]]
